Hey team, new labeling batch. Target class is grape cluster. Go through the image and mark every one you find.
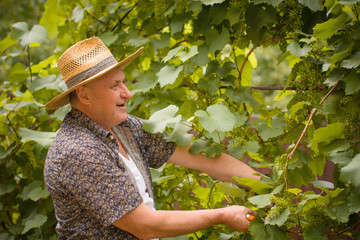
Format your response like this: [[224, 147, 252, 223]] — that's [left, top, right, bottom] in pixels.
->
[[343, 114, 359, 140], [267, 193, 293, 219], [290, 61, 324, 105], [175, 0, 188, 14], [276, 0, 304, 52], [154, 0, 166, 19], [230, 0, 248, 48]]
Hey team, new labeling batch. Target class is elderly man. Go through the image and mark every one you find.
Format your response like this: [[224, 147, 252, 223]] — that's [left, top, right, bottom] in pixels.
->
[[44, 37, 259, 239]]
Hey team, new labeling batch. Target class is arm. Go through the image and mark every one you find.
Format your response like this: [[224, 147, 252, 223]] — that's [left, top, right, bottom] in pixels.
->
[[168, 145, 261, 183], [113, 202, 255, 239]]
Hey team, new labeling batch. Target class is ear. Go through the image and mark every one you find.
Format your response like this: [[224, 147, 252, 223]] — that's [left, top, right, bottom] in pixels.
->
[[76, 85, 91, 105]]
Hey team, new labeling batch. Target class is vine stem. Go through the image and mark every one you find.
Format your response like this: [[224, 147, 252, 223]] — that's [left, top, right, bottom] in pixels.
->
[[287, 81, 339, 160], [282, 81, 339, 189]]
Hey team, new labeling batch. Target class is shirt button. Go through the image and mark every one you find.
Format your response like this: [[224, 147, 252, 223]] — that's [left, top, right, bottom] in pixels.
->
[[109, 135, 115, 140]]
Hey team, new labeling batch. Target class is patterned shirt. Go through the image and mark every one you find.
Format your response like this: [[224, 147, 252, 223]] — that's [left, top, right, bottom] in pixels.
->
[[44, 108, 176, 239]]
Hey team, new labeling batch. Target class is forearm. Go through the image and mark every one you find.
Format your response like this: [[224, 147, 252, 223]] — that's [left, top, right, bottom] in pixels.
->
[[113, 202, 252, 239], [168, 145, 261, 183]]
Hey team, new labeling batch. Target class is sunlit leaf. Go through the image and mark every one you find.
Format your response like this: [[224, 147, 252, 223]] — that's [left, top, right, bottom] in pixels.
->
[[143, 105, 181, 133], [195, 104, 236, 133]]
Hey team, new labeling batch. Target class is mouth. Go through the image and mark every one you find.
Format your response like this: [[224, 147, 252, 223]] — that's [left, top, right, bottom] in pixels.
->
[[116, 103, 126, 108]]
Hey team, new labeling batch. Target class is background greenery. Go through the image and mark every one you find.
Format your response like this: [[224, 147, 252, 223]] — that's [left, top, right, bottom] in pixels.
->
[[0, 0, 359, 239]]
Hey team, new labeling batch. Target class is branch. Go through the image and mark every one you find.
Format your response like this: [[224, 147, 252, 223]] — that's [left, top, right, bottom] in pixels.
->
[[287, 81, 340, 160], [111, 2, 138, 32]]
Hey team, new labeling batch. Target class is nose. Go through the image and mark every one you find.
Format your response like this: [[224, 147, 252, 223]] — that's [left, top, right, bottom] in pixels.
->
[[120, 85, 133, 99]]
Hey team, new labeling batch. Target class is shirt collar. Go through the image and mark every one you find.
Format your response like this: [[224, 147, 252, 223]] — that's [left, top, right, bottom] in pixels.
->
[[68, 108, 131, 140]]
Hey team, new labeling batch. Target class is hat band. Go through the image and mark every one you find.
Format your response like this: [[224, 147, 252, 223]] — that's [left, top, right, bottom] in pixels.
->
[[65, 56, 118, 89]]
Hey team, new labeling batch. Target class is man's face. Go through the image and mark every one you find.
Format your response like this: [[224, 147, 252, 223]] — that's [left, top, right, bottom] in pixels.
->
[[84, 68, 132, 130]]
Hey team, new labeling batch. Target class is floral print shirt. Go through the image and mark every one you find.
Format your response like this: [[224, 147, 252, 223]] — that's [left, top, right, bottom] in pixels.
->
[[44, 108, 176, 239]]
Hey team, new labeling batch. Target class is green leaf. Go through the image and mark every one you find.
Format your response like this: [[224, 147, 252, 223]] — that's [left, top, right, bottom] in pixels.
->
[[310, 123, 344, 152], [233, 177, 273, 194], [340, 154, 360, 187], [170, 14, 187, 35], [288, 165, 314, 187], [199, 0, 225, 5], [177, 46, 198, 62], [28, 187, 49, 201], [341, 51, 360, 69], [246, 4, 276, 31], [298, 0, 322, 11], [311, 180, 334, 189], [9, 62, 29, 84], [165, 122, 193, 147], [0, 34, 17, 53], [163, 46, 185, 62], [330, 41, 354, 64], [195, 104, 236, 133], [344, 71, 360, 95], [0, 183, 16, 196], [18, 128, 57, 146], [72, 5, 84, 23], [313, 13, 349, 40], [204, 28, 229, 53], [249, 220, 286, 240], [143, 105, 181, 133], [253, 0, 283, 7], [156, 65, 183, 88], [11, 22, 47, 46], [131, 72, 157, 95], [99, 32, 119, 45], [303, 225, 327, 240], [257, 118, 286, 141], [39, 0, 64, 38], [189, 139, 211, 155], [348, 188, 360, 213], [287, 42, 312, 57], [265, 207, 290, 226], [329, 149, 353, 167], [248, 194, 271, 208], [22, 214, 47, 234], [216, 182, 246, 199], [20, 180, 43, 200]]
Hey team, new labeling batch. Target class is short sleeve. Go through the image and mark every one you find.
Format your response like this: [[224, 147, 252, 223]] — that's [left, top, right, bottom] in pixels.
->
[[62, 143, 143, 227], [127, 115, 176, 169]]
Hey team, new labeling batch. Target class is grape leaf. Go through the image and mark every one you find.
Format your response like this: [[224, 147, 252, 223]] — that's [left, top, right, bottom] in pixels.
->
[[341, 51, 360, 69], [310, 123, 344, 152], [257, 118, 286, 141], [314, 13, 349, 40], [265, 207, 290, 226], [195, 104, 236, 133], [248, 194, 271, 208], [18, 128, 57, 146], [143, 105, 181, 133], [156, 65, 183, 87], [22, 214, 47, 234], [340, 154, 360, 187], [344, 71, 360, 95]]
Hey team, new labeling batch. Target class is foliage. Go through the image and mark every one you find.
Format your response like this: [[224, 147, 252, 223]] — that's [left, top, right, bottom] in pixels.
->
[[1, 0, 360, 239]]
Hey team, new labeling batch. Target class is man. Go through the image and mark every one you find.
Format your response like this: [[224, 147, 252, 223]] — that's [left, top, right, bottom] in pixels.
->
[[44, 37, 259, 239]]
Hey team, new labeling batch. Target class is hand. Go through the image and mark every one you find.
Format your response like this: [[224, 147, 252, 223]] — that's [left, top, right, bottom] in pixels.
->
[[221, 206, 257, 232]]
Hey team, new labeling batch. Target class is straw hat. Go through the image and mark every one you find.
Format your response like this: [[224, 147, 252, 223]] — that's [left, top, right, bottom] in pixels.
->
[[45, 36, 143, 109]]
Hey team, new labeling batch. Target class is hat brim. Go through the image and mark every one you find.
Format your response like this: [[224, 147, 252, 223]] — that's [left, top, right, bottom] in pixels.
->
[[45, 47, 144, 109]]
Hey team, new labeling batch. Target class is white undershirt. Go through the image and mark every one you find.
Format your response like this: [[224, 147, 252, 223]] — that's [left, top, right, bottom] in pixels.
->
[[119, 153, 158, 240], [118, 153, 156, 211]]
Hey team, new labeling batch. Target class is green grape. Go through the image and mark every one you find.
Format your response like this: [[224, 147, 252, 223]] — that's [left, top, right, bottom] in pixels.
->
[[154, 0, 166, 18], [230, 0, 248, 47], [276, 0, 304, 52]]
